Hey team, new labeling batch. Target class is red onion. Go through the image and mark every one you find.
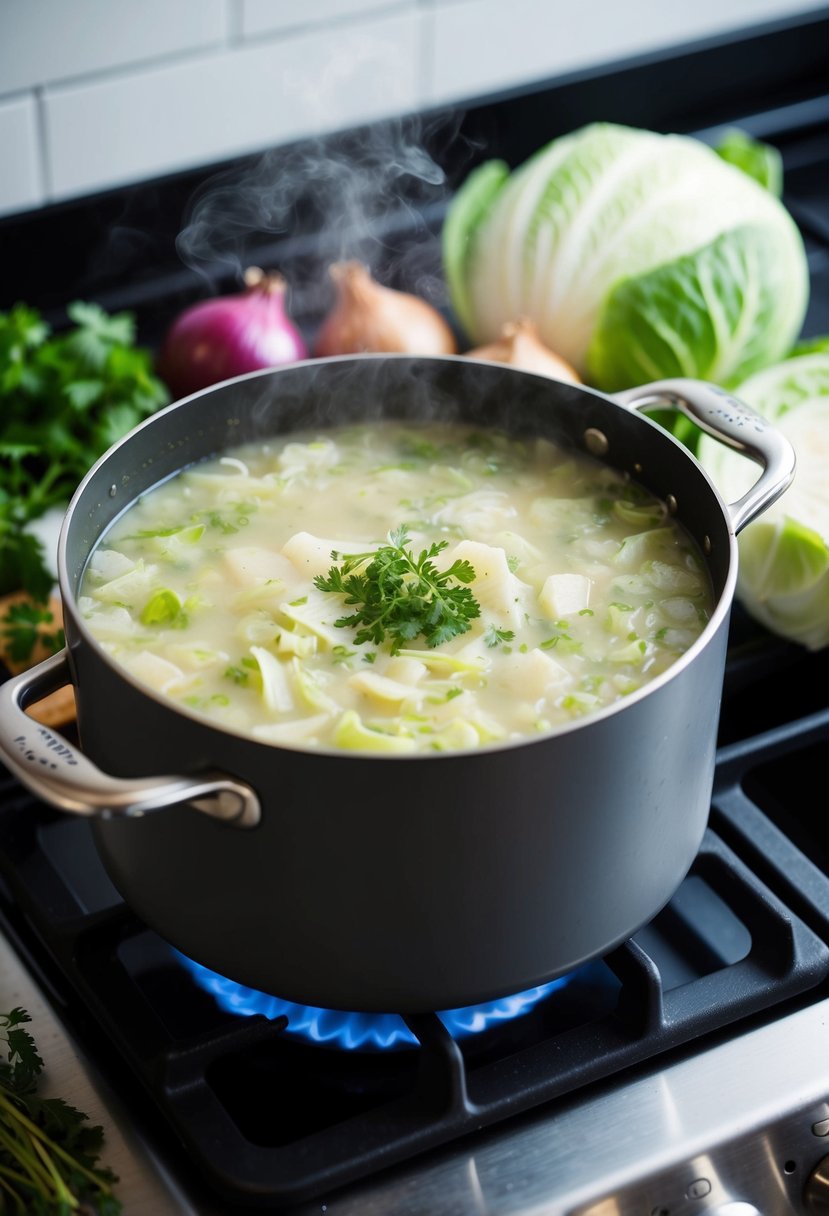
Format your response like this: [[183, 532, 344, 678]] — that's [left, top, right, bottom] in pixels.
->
[[157, 267, 308, 399]]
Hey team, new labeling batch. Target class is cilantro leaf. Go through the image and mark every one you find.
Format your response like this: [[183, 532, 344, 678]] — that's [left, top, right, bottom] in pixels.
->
[[314, 526, 481, 654], [63, 378, 105, 411], [64, 301, 135, 369], [0, 1008, 42, 1084]]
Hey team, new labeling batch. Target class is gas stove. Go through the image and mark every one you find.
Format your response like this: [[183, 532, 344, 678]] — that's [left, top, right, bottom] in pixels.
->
[[2, 10, 829, 1215]]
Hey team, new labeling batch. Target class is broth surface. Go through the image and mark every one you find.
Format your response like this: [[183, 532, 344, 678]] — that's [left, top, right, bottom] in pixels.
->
[[79, 420, 713, 753]]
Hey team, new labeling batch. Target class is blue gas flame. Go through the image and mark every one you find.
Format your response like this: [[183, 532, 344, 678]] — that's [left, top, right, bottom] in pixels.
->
[[177, 952, 572, 1050]]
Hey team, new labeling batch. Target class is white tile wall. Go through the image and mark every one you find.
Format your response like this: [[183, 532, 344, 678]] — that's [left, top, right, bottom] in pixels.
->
[[0, 0, 227, 94], [425, 0, 829, 107], [0, 95, 41, 215], [0, 0, 824, 220], [44, 9, 421, 200], [239, 0, 411, 40]]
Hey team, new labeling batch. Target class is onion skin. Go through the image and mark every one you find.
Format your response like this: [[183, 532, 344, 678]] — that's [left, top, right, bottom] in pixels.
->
[[157, 268, 308, 400], [466, 318, 581, 384], [314, 261, 457, 357]]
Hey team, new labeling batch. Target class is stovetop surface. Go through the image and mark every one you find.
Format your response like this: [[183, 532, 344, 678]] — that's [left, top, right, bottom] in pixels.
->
[[1, 10, 829, 1214]]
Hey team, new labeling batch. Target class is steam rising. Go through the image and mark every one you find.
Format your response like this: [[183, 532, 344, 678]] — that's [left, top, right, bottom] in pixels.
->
[[175, 107, 471, 324]]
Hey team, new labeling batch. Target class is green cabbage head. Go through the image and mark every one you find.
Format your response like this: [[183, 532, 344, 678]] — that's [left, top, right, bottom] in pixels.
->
[[698, 348, 829, 650], [443, 122, 809, 391]]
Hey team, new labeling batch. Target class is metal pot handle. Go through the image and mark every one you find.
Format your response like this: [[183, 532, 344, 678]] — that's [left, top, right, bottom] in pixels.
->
[[0, 650, 261, 828], [611, 377, 795, 534]]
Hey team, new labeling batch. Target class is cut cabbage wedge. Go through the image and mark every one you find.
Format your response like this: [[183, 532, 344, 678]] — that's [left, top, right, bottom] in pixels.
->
[[698, 352, 829, 650]]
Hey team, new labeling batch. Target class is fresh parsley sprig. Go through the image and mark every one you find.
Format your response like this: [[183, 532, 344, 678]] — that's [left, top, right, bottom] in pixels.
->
[[0, 1007, 122, 1214], [314, 526, 481, 654]]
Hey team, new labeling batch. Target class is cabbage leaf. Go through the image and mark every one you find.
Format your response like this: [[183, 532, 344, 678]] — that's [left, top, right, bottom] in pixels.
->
[[713, 128, 783, 196]]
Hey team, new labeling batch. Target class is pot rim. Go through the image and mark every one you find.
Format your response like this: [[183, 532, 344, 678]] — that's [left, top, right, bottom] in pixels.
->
[[57, 353, 740, 760]]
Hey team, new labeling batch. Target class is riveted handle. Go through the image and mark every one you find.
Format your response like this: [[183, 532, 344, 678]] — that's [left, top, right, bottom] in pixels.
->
[[612, 378, 795, 534], [0, 650, 261, 828]]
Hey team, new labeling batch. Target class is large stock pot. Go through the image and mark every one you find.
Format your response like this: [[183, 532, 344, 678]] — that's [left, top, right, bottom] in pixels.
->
[[0, 355, 794, 1012]]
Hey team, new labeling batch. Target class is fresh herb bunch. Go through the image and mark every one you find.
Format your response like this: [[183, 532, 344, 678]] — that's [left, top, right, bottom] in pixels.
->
[[315, 526, 481, 653], [0, 1007, 122, 1214], [0, 300, 169, 607]]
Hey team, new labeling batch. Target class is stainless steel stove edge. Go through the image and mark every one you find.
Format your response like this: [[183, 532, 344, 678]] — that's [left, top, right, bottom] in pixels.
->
[[308, 996, 829, 1216]]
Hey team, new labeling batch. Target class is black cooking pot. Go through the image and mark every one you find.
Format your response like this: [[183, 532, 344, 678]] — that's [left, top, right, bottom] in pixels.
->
[[0, 356, 794, 1012]]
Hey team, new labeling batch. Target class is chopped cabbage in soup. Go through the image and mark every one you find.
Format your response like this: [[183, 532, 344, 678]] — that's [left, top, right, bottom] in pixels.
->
[[79, 421, 714, 753]]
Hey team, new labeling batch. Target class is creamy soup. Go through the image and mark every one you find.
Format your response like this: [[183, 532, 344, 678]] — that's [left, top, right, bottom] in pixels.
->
[[79, 421, 714, 753]]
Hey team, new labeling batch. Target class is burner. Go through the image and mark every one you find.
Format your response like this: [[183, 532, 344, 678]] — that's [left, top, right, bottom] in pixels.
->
[[175, 951, 572, 1050]]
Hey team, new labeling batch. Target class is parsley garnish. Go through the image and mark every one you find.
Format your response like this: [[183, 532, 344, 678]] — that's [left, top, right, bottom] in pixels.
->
[[314, 526, 481, 654], [0, 1007, 122, 1213], [484, 624, 515, 649]]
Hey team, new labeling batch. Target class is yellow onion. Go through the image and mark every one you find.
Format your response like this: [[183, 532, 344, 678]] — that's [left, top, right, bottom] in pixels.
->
[[466, 318, 580, 384], [314, 261, 457, 357]]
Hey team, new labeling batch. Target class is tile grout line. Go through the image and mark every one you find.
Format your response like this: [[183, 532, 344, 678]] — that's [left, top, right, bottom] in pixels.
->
[[225, 0, 244, 46], [32, 86, 52, 203], [416, 2, 435, 104]]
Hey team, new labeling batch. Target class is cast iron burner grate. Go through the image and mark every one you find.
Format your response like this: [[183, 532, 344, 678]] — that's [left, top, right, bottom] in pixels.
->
[[1, 694, 829, 1208]]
